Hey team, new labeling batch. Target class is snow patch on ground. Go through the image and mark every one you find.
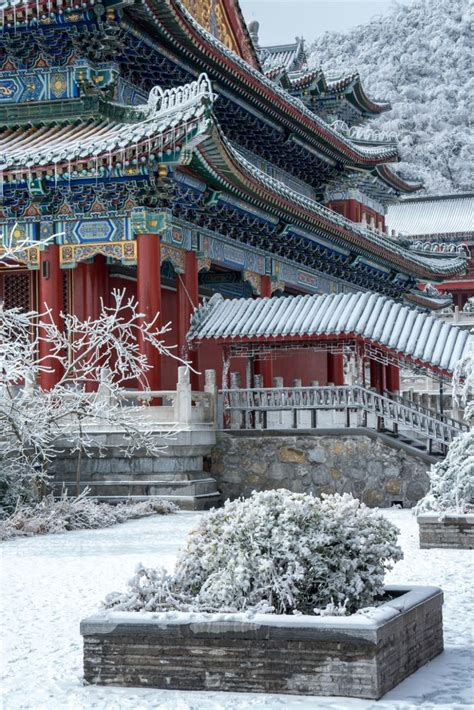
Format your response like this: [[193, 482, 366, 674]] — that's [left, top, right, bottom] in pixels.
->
[[1, 508, 473, 709]]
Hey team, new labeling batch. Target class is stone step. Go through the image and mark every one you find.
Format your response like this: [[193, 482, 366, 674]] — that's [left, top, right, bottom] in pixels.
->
[[92, 492, 222, 511], [53, 456, 204, 477], [54, 477, 218, 499], [57, 470, 205, 483]]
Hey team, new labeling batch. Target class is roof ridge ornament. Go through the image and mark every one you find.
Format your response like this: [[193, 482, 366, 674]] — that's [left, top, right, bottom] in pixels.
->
[[145, 73, 215, 118]]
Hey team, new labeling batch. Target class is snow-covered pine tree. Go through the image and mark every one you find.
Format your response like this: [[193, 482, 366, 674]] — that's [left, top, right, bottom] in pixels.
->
[[416, 345, 474, 514], [309, 0, 473, 194]]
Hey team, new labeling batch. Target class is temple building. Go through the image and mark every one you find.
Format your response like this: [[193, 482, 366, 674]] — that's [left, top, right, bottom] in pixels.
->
[[0, 0, 467, 392], [387, 193, 474, 310]]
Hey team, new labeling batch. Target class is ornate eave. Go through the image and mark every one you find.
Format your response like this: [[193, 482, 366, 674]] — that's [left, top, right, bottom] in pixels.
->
[[184, 125, 464, 282], [1, 0, 402, 171], [0, 75, 463, 285]]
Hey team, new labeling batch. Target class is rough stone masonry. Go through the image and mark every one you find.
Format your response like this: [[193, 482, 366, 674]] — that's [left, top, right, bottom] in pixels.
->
[[209, 430, 431, 507]]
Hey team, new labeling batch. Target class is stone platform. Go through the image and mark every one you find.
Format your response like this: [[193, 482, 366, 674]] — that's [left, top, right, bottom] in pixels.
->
[[418, 513, 474, 549], [210, 429, 433, 507], [51, 429, 221, 510]]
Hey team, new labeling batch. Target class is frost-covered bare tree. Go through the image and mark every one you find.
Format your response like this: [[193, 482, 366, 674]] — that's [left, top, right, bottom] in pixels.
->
[[0, 236, 186, 515]]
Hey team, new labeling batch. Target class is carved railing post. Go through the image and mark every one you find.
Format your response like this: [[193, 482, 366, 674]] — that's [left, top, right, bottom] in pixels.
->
[[230, 372, 243, 430], [176, 366, 192, 425], [204, 369, 217, 426]]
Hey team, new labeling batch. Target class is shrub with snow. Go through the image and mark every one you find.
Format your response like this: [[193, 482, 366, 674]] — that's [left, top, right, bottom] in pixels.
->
[[416, 431, 473, 515], [0, 490, 178, 541], [104, 490, 402, 616]]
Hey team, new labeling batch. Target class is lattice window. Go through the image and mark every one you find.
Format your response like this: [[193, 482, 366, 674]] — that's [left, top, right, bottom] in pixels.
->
[[2, 272, 31, 311]]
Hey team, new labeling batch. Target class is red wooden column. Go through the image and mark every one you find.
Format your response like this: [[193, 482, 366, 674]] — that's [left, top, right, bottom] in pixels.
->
[[73, 256, 109, 322], [72, 257, 110, 390], [177, 250, 199, 389], [327, 352, 344, 385], [385, 364, 400, 394], [137, 233, 162, 391], [38, 244, 64, 390], [369, 359, 385, 393], [90, 255, 109, 319], [254, 275, 274, 387], [347, 199, 359, 223], [72, 263, 87, 322]]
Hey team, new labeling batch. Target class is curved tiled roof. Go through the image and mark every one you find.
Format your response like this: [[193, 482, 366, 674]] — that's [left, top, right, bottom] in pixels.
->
[[387, 194, 474, 238], [261, 40, 306, 73], [0, 0, 414, 192], [190, 126, 465, 279], [188, 291, 473, 375]]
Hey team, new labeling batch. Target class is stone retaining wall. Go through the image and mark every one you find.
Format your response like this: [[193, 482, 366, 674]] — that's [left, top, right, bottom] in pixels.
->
[[418, 514, 474, 549], [81, 586, 444, 699], [209, 430, 431, 507]]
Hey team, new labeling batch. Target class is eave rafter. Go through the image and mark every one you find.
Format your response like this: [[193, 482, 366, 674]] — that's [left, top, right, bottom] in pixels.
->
[[186, 124, 464, 282], [1, 0, 404, 172], [1, 83, 464, 285]]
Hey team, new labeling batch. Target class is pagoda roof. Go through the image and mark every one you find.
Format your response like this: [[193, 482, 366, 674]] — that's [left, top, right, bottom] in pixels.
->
[[188, 291, 472, 376], [187, 126, 463, 280], [387, 193, 474, 240], [261, 39, 307, 73], [260, 37, 390, 117], [1, 77, 461, 282], [0, 0, 404, 174]]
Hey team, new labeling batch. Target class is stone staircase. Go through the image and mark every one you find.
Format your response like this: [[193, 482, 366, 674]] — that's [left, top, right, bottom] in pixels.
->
[[51, 430, 221, 511]]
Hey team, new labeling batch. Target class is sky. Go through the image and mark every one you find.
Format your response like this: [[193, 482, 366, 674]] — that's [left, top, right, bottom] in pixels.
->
[[239, 0, 412, 45]]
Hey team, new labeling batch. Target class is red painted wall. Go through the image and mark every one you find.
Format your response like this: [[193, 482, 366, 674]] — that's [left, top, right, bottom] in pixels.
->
[[106, 279, 331, 390], [192, 344, 328, 389]]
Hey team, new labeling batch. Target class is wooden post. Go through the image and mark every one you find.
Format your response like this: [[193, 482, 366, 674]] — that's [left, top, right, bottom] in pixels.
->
[[255, 276, 274, 386], [38, 244, 64, 390], [137, 233, 161, 392], [386, 364, 400, 394], [177, 251, 199, 389], [327, 353, 344, 386]]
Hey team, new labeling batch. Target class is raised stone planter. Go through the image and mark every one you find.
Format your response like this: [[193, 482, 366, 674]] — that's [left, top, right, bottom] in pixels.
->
[[81, 585, 443, 700], [418, 513, 474, 549]]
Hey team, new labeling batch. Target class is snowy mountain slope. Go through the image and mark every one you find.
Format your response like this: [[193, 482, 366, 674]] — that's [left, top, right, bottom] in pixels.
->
[[308, 0, 473, 195]]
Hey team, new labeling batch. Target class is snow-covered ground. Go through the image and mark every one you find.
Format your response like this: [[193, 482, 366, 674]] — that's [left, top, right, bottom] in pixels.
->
[[1, 509, 472, 709]]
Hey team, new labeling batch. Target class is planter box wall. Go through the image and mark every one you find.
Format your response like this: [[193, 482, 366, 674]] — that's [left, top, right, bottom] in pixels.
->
[[418, 514, 474, 549], [81, 586, 443, 700]]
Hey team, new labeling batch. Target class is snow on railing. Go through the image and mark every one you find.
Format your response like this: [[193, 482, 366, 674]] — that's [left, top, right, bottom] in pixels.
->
[[411, 241, 469, 255], [330, 121, 397, 143], [95, 367, 217, 428], [222, 384, 468, 445]]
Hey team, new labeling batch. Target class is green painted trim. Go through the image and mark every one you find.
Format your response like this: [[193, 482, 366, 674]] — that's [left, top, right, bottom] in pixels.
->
[[130, 209, 172, 236]]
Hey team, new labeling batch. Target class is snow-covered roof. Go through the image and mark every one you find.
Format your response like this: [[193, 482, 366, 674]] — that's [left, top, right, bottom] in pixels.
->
[[0, 74, 214, 171], [261, 40, 306, 72], [188, 292, 473, 374], [387, 194, 474, 238]]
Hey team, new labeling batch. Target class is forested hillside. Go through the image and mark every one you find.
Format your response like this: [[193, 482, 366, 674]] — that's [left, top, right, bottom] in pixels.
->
[[309, 0, 472, 194]]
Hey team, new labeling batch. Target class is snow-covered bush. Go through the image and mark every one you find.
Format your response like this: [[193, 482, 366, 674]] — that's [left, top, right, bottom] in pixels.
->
[[0, 490, 178, 541], [417, 346, 474, 514], [104, 490, 402, 615]]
